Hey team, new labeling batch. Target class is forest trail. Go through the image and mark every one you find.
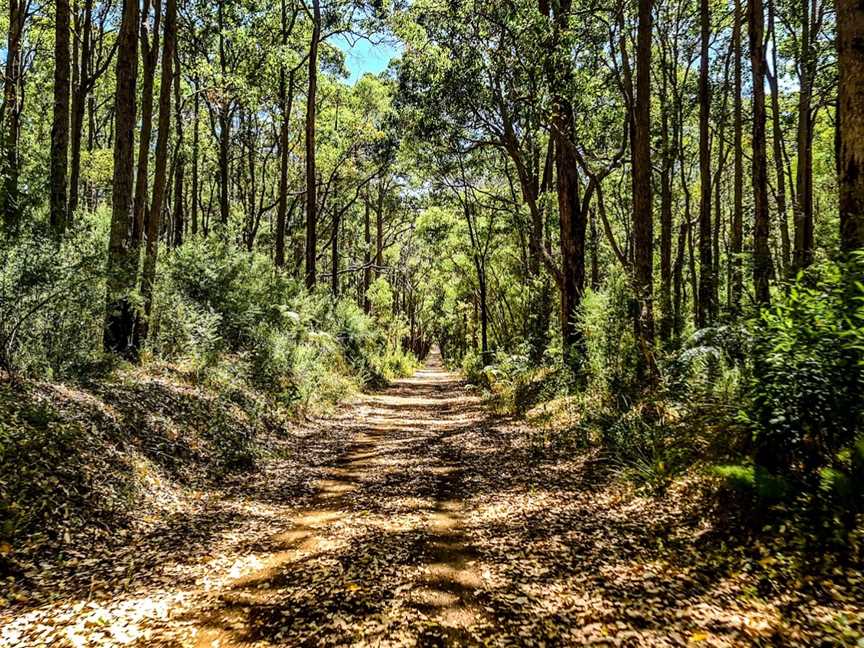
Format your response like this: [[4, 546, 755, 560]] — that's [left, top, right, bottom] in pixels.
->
[[188, 351, 490, 646], [1, 354, 847, 646]]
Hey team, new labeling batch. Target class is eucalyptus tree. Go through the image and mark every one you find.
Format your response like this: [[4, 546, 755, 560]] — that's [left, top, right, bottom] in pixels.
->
[[837, 0, 864, 252], [50, 0, 71, 233], [103, 0, 139, 355], [749, 0, 772, 304]]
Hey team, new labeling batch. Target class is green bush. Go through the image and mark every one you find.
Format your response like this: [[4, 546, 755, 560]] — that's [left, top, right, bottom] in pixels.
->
[[0, 218, 106, 377], [578, 272, 640, 407], [747, 258, 864, 488]]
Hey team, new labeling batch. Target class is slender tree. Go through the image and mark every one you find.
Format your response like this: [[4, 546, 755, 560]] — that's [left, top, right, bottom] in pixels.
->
[[103, 0, 140, 355], [50, 0, 71, 233], [132, 0, 162, 248], [837, 0, 864, 251], [633, 0, 657, 376], [136, 0, 176, 348], [731, 0, 744, 311], [1, 0, 29, 228], [304, 0, 321, 288], [767, 0, 790, 274], [749, 0, 772, 304], [172, 43, 184, 247], [697, 0, 713, 326]]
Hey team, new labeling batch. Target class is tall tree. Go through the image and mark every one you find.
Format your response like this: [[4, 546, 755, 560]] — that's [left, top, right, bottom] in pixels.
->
[[837, 0, 864, 251], [172, 43, 184, 247], [275, 0, 298, 268], [69, 0, 116, 216], [749, 0, 772, 304], [766, 0, 790, 274], [304, 0, 321, 288], [793, 0, 821, 270], [697, 0, 713, 326], [103, 0, 140, 355], [50, 0, 71, 233], [633, 0, 656, 376], [544, 0, 587, 369], [136, 0, 176, 348], [731, 0, 744, 311], [132, 0, 162, 248], [1, 0, 29, 228]]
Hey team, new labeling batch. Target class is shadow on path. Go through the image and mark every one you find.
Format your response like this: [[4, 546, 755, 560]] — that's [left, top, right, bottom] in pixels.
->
[[187, 352, 489, 646]]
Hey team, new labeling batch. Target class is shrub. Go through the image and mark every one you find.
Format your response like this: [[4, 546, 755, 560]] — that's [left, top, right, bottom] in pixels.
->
[[746, 258, 864, 491], [0, 218, 106, 377], [578, 272, 640, 407]]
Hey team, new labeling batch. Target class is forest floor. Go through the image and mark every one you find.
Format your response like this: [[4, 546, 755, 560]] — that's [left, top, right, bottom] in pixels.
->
[[2, 355, 862, 647]]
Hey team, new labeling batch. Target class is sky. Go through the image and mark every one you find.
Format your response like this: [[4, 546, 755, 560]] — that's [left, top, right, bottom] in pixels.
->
[[334, 34, 402, 84]]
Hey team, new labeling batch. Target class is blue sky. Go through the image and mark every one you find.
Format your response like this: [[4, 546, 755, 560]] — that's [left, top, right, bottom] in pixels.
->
[[334, 35, 402, 84]]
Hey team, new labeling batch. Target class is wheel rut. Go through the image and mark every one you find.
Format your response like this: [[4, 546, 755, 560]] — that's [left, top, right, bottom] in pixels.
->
[[189, 352, 487, 647]]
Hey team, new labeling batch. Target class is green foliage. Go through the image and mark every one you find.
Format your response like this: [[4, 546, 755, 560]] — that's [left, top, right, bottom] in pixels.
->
[[0, 218, 107, 377], [579, 273, 640, 406], [160, 243, 416, 412], [746, 258, 864, 488]]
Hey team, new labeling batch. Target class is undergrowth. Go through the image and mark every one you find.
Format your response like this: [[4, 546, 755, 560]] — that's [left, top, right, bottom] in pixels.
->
[[0, 225, 418, 565], [460, 257, 864, 542]]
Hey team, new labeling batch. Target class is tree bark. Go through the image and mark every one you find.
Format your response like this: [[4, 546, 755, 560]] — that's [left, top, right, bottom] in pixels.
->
[[749, 0, 772, 304], [767, 0, 791, 274], [132, 0, 162, 248], [633, 0, 657, 378], [659, 65, 674, 342], [793, 0, 815, 270], [216, 0, 230, 231], [191, 85, 200, 236], [331, 196, 340, 296], [697, 0, 713, 327], [304, 0, 321, 289], [363, 193, 372, 313], [1, 0, 26, 229], [50, 0, 71, 233], [275, 66, 295, 267], [103, 0, 140, 356], [172, 43, 184, 248], [136, 0, 176, 349], [838, 0, 864, 251], [375, 181, 384, 278], [731, 0, 744, 311]]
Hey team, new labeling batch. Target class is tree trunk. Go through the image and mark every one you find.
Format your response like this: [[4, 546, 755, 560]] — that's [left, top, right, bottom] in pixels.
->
[[793, 0, 815, 270], [304, 0, 321, 289], [697, 0, 713, 327], [838, 0, 864, 251], [767, 0, 791, 274], [218, 110, 230, 229], [135, 0, 175, 349], [673, 219, 688, 341], [216, 1, 230, 231], [478, 266, 489, 359], [731, 0, 744, 311], [633, 0, 657, 378], [659, 71, 674, 342], [1, 0, 26, 229], [172, 43, 183, 248], [191, 86, 199, 236], [363, 193, 372, 313], [331, 200, 340, 296], [749, 0, 772, 304], [375, 181, 384, 278], [103, 0, 140, 356], [69, 0, 93, 217], [555, 122, 584, 368], [132, 0, 161, 249], [50, 0, 71, 233]]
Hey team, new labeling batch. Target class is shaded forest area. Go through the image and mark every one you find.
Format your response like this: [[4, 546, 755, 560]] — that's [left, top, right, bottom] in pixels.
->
[[1, 0, 864, 644]]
